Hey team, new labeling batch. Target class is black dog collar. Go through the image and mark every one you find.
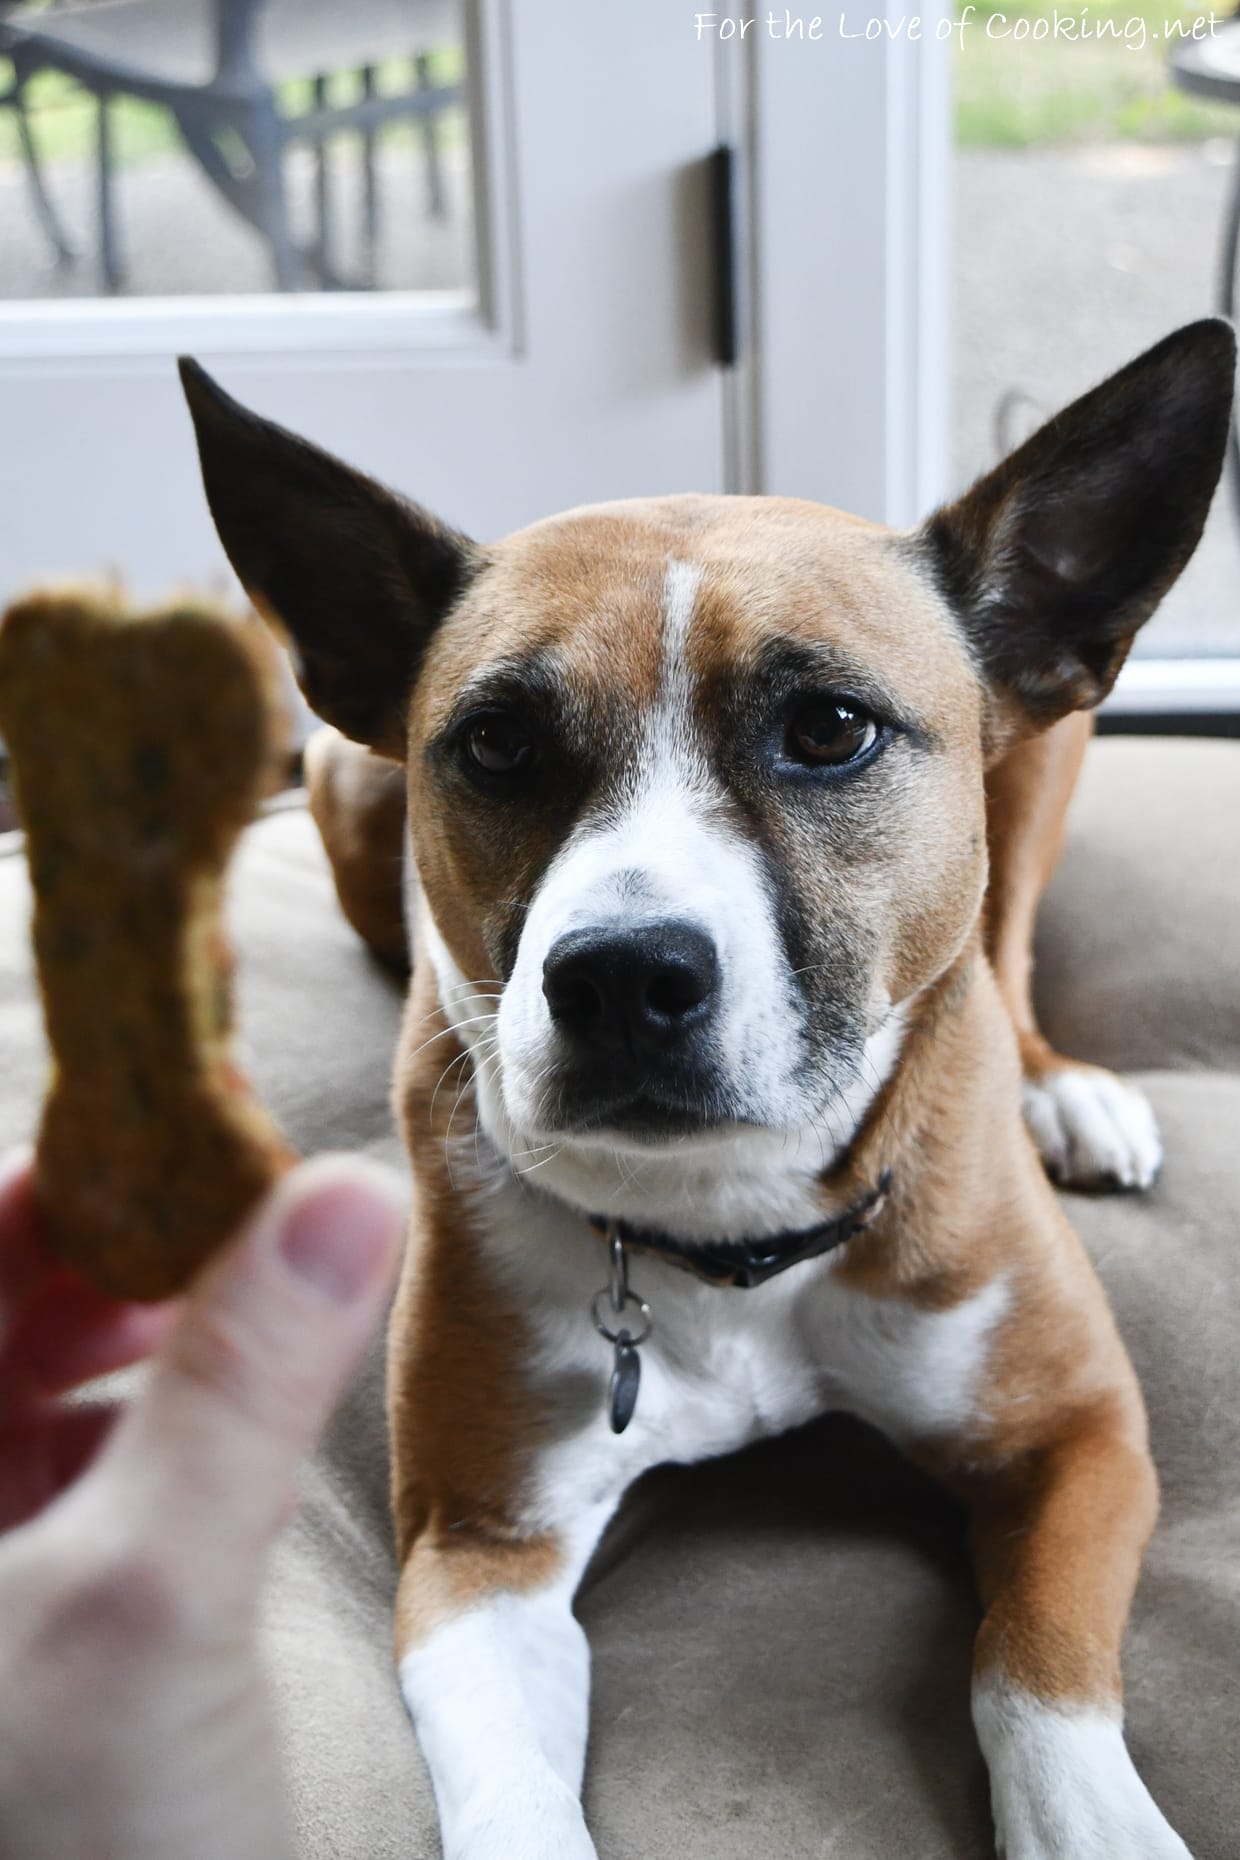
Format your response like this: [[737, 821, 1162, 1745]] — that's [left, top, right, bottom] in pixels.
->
[[588, 1170, 892, 1433], [590, 1169, 892, 1290]]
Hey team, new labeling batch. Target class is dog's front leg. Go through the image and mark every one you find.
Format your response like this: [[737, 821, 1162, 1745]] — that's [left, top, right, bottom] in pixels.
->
[[394, 1532, 600, 1860], [983, 712, 1161, 1192], [962, 1405, 1189, 1860]]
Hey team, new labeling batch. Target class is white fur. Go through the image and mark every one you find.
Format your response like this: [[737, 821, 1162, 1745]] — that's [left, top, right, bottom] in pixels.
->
[[1022, 1064, 1162, 1191], [399, 1160, 1014, 1858], [422, 553, 910, 1231], [657, 556, 701, 726], [400, 1582, 596, 1860], [425, 906, 908, 1238], [404, 553, 1145, 1860], [492, 767, 805, 1126], [491, 552, 809, 1141], [468, 1162, 1013, 1524], [538, 1002, 908, 1235], [974, 1678, 1192, 1859]]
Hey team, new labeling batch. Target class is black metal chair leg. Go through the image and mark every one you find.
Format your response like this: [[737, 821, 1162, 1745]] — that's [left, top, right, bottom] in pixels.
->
[[241, 98, 298, 292], [312, 72, 331, 275], [1219, 136, 1240, 529], [360, 63, 379, 283], [97, 93, 123, 292], [414, 52, 445, 219], [12, 80, 75, 264]]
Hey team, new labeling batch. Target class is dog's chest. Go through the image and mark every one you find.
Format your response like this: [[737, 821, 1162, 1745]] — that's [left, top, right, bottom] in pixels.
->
[[478, 1187, 1010, 1524], [621, 1260, 1011, 1456]]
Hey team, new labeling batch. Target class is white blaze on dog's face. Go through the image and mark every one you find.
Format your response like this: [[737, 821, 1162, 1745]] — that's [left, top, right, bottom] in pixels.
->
[[403, 497, 989, 1227]]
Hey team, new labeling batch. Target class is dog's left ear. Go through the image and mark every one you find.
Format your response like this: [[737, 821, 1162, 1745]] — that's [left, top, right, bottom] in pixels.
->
[[920, 319, 1235, 746], [179, 359, 480, 759]]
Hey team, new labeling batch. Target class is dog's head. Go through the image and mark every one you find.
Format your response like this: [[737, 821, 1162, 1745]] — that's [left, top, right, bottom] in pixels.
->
[[180, 324, 1233, 1229]]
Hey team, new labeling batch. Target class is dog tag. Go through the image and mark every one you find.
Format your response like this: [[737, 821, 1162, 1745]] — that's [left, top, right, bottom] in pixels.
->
[[608, 1332, 641, 1434]]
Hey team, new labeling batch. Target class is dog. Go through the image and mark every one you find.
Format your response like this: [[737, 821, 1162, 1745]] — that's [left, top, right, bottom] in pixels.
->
[[180, 318, 1233, 1860]]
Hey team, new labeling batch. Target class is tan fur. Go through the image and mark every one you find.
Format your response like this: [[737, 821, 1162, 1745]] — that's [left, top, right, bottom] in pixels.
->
[[387, 954, 563, 1649], [984, 710, 1094, 1081], [286, 491, 1160, 1711], [834, 941, 1153, 1706], [307, 495, 1156, 1712], [173, 333, 1230, 1852], [304, 728, 410, 972], [403, 501, 990, 1044]]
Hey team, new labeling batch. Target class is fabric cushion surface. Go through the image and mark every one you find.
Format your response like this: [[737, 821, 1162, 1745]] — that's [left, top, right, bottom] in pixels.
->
[[0, 737, 1237, 1859], [1034, 737, 1240, 1076]]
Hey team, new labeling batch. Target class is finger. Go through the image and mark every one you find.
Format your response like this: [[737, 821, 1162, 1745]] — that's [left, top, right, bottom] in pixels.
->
[[0, 1147, 60, 1318], [86, 1155, 404, 1612], [46, 1400, 123, 1493], [5, 1274, 179, 1398], [0, 1399, 121, 1531]]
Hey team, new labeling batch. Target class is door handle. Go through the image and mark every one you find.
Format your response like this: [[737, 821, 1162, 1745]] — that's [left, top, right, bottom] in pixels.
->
[[709, 143, 739, 368]]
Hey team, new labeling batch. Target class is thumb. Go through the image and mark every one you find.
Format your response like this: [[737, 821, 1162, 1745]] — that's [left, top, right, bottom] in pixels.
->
[[87, 1155, 404, 1614]]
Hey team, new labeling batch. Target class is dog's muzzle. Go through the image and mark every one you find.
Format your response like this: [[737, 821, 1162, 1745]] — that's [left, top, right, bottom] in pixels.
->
[[540, 919, 725, 1131]]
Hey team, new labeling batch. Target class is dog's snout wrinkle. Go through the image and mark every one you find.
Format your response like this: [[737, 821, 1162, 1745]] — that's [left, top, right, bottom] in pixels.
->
[[542, 921, 718, 1058]]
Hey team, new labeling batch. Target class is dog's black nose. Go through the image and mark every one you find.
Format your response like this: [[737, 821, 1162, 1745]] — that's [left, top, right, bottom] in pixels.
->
[[542, 922, 719, 1055]]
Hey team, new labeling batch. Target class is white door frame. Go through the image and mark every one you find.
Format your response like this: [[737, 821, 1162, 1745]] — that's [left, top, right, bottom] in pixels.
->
[[713, 9, 953, 525], [0, 0, 976, 631]]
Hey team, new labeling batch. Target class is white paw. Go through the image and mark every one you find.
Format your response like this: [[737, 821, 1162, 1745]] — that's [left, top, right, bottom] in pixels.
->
[[448, 1777, 597, 1860], [1022, 1064, 1162, 1191], [975, 1682, 1193, 1860]]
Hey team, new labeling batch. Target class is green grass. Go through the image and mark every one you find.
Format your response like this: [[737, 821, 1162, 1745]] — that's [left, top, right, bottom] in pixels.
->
[[0, 49, 467, 172], [2, 22, 1234, 161], [0, 68, 169, 167], [956, 0, 1240, 144]]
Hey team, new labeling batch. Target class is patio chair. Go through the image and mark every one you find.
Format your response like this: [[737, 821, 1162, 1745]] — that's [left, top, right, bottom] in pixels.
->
[[0, 2, 76, 267], [2, 0, 464, 293]]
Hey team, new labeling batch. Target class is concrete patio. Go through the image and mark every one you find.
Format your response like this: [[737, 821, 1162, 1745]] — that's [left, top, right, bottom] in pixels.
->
[[955, 139, 1240, 659], [0, 134, 474, 298]]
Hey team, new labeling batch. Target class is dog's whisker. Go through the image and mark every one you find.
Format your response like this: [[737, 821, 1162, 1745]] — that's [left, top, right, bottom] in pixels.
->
[[406, 1013, 500, 1068], [443, 1056, 494, 1189], [422, 987, 502, 1027], [428, 1047, 479, 1127], [524, 1073, 563, 1136], [446, 1067, 479, 1145], [513, 1143, 563, 1179]]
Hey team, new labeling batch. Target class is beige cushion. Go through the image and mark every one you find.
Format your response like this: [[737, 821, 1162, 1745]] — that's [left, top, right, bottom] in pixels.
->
[[1, 737, 1237, 1859], [1035, 737, 1240, 1076]]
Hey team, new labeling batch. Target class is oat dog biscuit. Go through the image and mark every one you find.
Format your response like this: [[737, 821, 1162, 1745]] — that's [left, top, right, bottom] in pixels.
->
[[0, 588, 294, 1300]]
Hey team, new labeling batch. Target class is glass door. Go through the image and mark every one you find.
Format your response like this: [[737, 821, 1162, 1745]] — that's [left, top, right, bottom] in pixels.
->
[[950, 0, 1240, 714], [0, 3, 953, 601], [0, 0, 732, 593]]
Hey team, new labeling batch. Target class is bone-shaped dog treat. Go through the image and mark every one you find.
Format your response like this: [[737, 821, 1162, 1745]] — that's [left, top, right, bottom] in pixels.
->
[[0, 588, 295, 1300]]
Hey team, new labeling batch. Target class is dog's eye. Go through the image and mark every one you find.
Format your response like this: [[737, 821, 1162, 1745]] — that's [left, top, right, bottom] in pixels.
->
[[787, 700, 878, 767], [463, 711, 534, 776]]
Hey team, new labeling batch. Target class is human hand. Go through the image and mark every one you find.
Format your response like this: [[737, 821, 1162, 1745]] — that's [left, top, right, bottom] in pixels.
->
[[0, 1146, 403, 1860]]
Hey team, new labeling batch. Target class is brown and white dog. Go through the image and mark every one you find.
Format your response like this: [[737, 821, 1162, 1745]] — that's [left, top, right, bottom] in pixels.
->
[[180, 320, 1233, 1860]]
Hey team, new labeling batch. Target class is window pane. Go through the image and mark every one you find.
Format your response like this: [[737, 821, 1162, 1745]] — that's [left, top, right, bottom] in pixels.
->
[[953, 2, 1240, 657], [0, 0, 474, 300]]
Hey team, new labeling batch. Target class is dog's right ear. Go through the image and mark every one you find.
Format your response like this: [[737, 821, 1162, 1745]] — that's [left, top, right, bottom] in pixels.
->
[[919, 319, 1235, 752], [179, 359, 479, 759]]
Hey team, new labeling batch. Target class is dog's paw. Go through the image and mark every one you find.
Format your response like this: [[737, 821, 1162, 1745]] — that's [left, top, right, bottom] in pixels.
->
[[976, 1683, 1192, 1860], [1021, 1061, 1161, 1192], [448, 1782, 597, 1860]]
